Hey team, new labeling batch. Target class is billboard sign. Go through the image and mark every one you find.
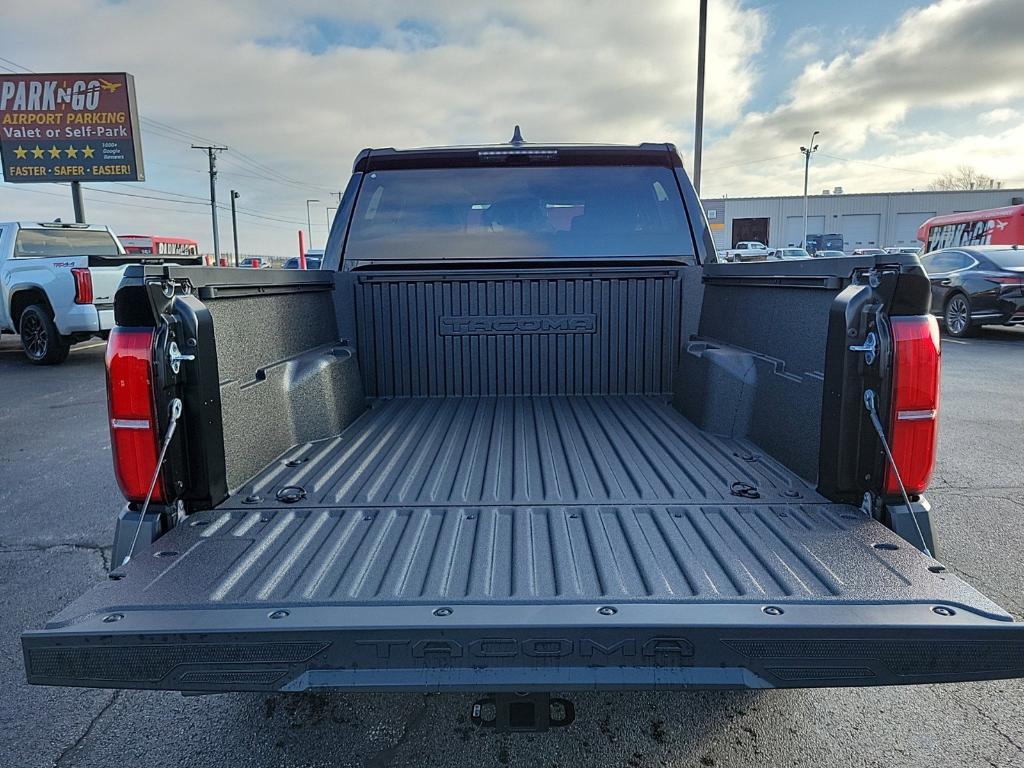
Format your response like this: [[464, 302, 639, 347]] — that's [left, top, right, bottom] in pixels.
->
[[0, 72, 144, 183]]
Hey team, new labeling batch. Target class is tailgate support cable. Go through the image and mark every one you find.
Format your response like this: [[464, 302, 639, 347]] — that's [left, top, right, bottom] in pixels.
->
[[864, 389, 931, 558], [117, 397, 184, 570]]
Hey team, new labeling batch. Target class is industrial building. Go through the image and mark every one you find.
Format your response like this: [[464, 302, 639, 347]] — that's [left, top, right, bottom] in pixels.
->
[[702, 188, 1024, 252]]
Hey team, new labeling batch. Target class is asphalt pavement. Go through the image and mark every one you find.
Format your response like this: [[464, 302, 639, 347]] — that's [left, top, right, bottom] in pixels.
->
[[1, 328, 1023, 768]]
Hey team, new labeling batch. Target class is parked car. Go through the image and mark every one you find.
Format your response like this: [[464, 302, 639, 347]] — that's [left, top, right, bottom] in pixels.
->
[[0, 221, 201, 364], [721, 240, 770, 261], [885, 246, 920, 255], [815, 249, 847, 258], [283, 250, 324, 269], [851, 247, 886, 256], [767, 247, 810, 260], [921, 245, 1024, 337], [240, 256, 272, 268], [23, 139, 1024, 712], [805, 233, 845, 254]]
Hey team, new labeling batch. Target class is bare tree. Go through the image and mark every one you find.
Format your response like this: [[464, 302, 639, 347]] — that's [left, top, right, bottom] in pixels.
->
[[929, 164, 1000, 191]]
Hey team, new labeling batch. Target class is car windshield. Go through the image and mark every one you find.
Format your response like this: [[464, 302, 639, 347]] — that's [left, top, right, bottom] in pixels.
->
[[985, 248, 1024, 269], [14, 228, 121, 257], [344, 165, 693, 262]]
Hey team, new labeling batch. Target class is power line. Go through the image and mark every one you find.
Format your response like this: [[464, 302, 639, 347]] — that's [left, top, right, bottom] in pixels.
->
[[0, 183, 302, 230], [703, 152, 794, 171], [0, 55, 336, 196], [818, 152, 943, 177]]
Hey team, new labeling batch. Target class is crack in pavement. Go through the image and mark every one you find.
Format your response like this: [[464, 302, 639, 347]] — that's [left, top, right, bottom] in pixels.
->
[[950, 690, 1024, 759], [0, 541, 111, 572], [365, 695, 432, 768], [53, 691, 120, 767]]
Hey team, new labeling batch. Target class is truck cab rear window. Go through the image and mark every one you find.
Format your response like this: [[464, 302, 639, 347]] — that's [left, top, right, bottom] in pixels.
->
[[14, 228, 121, 258], [344, 166, 693, 263]]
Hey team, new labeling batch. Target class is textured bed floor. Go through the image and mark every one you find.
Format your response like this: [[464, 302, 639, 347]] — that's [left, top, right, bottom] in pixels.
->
[[233, 395, 816, 508]]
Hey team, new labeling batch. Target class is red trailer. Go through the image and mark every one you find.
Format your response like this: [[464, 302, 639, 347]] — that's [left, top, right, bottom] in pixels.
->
[[918, 204, 1024, 252]]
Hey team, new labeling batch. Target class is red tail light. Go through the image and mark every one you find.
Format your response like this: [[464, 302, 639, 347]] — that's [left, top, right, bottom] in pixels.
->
[[885, 315, 941, 496], [71, 268, 93, 304], [987, 275, 1023, 287], [105, 328, 165, 504]]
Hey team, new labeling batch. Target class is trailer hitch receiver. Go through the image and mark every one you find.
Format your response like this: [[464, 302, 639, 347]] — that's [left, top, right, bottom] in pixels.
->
[[471, 693, 575, 733]]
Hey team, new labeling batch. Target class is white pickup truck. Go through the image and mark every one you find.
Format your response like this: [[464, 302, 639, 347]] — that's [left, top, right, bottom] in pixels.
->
[[720, 240, 770, 262], [0, 221, 200, 364]]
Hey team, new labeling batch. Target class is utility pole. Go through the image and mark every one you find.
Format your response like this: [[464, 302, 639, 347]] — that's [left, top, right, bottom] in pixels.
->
[[306, 199, 319, 250], [230, 190, 240, 267], [192, 144, 228, 262], [800, 131, 820, 248], [71, 181, 86, 223], [692, 0, 708, 195], [326, 206, 337, 229]]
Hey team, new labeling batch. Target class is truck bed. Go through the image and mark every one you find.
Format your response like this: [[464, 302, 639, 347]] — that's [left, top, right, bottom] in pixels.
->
[[232, 395, 813, 509], [25, 394, 1024, 693]]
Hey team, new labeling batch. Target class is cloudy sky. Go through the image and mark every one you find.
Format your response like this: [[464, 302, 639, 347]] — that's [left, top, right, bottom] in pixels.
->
[[2, 0, 1023, 255]]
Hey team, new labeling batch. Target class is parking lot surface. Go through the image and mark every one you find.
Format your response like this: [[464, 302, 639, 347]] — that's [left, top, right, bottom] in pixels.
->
[[2, 329, 1023, 768]]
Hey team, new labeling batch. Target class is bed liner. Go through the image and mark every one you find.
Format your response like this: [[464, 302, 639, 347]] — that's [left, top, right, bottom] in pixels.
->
[[231, 395, 814, 509], [24, 395, 1024, 692]]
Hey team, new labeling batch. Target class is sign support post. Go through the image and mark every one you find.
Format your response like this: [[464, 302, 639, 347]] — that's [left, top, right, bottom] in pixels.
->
[[71, 180, 85, 223]]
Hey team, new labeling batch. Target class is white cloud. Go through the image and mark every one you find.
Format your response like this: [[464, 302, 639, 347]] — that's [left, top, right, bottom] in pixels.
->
[[701, 0, 1024, 196], [0, 0, 766, 254], [783, 26, 821, 61], [1, 0, 1023, 254], [980, 107, 1021, 125]]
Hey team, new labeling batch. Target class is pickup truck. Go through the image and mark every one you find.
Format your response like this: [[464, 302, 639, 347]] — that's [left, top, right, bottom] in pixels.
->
[[721, 240, 770, 262], [0, 221, 201, 364], [22, 141, 1024, 726]]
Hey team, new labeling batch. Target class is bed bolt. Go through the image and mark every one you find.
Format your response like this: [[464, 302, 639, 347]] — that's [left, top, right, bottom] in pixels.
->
[[597, 606, 617, 616], [102, 613, 124, 623], [242, 494, 263, 504], [762, 606, 784, 616], [932, 606, 956, 617], [268, 610, 290, 620], [434, 607, 453, 617]]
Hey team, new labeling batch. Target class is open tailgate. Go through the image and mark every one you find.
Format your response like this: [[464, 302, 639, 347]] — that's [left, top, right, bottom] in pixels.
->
[[22, 503, 1024, 692]]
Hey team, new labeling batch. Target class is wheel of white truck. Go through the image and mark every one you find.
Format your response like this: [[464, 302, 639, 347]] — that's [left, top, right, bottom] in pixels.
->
[[19, 305, 70, 365]]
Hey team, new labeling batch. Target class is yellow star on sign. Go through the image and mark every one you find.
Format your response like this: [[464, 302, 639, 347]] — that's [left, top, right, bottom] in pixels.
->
[[65, 146, 78, 159], [14, 146, 28, 159], [47, 145, 62, 159], [81, 145, 95, 159], [31, 145, 44, 159]]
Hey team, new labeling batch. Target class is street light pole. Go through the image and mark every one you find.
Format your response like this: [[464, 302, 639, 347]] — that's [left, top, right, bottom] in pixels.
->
[[692, 0, 708, 195], [306, 199, 319, 250], [800, 130, 820, 248], [230, 190, 240, 267]]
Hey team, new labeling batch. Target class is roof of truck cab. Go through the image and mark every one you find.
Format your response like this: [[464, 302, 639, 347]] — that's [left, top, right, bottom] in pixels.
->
[[353, 142, 683, 172], [1, 222, 114, 230]]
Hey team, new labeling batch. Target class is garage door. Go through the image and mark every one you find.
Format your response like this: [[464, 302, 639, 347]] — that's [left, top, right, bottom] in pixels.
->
[[842, 214, 880, 249], [893, 212, 935, 247], [783, 216, 824, 246]]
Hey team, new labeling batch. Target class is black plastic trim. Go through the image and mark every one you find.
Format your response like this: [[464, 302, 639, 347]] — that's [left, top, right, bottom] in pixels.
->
[[354, 143, 682, 172], [22, 602, 1024, 692]]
